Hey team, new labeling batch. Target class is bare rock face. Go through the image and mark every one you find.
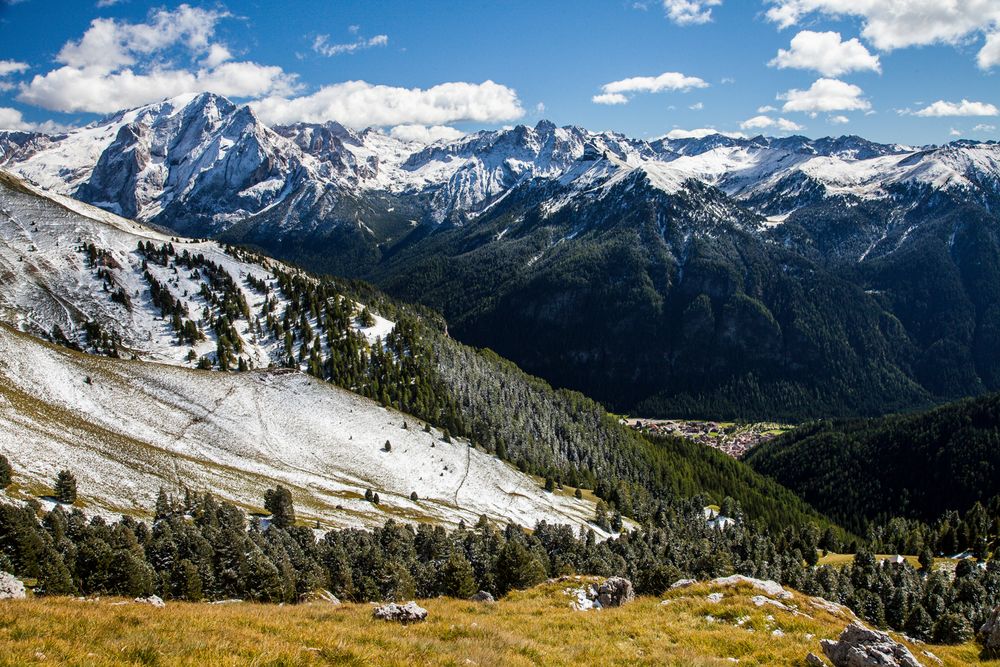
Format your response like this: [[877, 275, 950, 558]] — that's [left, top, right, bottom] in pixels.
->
[[0, 572, 25, 600], [980, 606, 1000, 658], [820, 622, 924, 667], [597, 577, 635, 608], [806, 652, 829, 666], [372, 601, 428, 624], [470, 591, 495, 603]]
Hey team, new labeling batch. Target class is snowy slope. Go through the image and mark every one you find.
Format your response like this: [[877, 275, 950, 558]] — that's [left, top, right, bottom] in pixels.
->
[[0, 169, 390, 369], [0, 324, 603, 532]]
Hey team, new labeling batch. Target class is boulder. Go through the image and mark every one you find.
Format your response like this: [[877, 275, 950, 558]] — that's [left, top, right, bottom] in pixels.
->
[[134, 595, 165, 608], [470, 591, 495, 603], [597, 577, 635, 608], [806, 652, 828, 667], [980, 606, 1000, 658], [0, 572, 25, 600], [820, 622, 924, 667], [373, 601, 428, 624], [669, 578, 697, 590], [711, 575, 792, 600], [300, 589, 340, 605]]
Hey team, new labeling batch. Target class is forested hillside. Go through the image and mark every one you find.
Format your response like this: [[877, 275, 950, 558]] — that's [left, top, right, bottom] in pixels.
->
[[745, 393, 1000, 533]]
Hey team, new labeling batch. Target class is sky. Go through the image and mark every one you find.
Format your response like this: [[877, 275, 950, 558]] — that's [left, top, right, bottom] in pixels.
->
[[0, 0, 998, 145]]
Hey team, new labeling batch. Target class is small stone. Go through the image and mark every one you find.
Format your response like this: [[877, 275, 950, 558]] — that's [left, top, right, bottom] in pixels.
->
[[806, 652, 827, 667], [706, 592, 724, 603], [133, 595, 165, 608]]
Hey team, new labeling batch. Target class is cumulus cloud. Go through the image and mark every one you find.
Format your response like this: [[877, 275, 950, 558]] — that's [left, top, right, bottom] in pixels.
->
[[770, 31, 880, 76], [0, 60, 29, 77], [659, 127, 746, 139], [312, 32, 389, 57], [829, 115, 850, 124], [17, 5, 298, 113], [779, 78, 870, 113], [740, 115, 804, 131], [757, 105, 777, 113], [663, 0, 722, 25], [594, 71, 707, 105], [0, 107, 71, 133], [689, 101, 704, 110], [251, 80, 523, 128], [389, 124, 465, 144], [912, 99, 999, 117], [592, 93, 629, 105], [765, 0, 1000, 69]]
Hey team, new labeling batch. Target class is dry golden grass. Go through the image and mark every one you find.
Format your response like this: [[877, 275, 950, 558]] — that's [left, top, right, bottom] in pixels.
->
[[0, 579, 994, 666]]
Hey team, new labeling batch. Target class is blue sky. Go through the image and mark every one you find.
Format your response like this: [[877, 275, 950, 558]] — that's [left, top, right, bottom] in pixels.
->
[[0, 0, 998, 144]]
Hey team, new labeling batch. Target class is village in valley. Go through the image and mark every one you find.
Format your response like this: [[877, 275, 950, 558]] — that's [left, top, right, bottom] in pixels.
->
[[622, 418, 790, 459]]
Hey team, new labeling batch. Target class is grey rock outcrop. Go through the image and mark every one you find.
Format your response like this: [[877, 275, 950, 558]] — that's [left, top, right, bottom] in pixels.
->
[[0, 572, 25, 600], [980, 606, 1000, 657], [373, 601, 428, 623], [596, 577, 635, 608], [820, 622, 924, 667], [470, 591, 495, 603], [134, 595, 165, 608]]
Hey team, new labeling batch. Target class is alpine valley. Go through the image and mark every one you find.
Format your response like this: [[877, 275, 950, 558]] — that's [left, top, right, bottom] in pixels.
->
[[5, 92, 999, 421]]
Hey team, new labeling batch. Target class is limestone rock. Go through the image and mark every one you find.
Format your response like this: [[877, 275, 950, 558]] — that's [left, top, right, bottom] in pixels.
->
[[980, 606, 1000, 658], [597, 577, 635, 608], [806, 652, 828, 667], [820, 622, 924, 667], [0, 572, 25, 600], [470, 591, 495, 603], [373, 601, 428, 624], [134, 595, 165, 608], [669, 578, 697, 590], [711, 575, 793, 600]]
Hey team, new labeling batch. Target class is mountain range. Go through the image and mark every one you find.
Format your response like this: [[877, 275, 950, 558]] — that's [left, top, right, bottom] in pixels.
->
[[4, 92, 1000, 419]]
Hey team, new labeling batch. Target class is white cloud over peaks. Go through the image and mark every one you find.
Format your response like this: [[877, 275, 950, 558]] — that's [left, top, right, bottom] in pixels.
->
[[973, 124, 997, 132], [592, 93, 629, 105], [913, 99, 999, 117], [17, 5, 297, 113], [740, 115, 804, 132], [663, 0, 722, 25], [779, 78, 870, 113], [389, 124, 465, 144], [594, 71, 708, 105], [770, 31, 880, 76], [313, 33, 389, 57], [0, 107, 71, 134], [662, 127, 746, 139], [829, 115, 850, 124], [251, 80, 524, 128], [765, 0, 1000, 69]]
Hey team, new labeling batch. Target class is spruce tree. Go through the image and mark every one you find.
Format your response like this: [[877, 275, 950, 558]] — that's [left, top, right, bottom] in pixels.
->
[[0, 454, 11, 488], [438, 549, 477, 598], [264, 486, 295, 529], [54, 470, 77, 504]]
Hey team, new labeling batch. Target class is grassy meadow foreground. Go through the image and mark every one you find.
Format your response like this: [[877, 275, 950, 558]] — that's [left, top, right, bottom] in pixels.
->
[[0, 580, 993, 666]]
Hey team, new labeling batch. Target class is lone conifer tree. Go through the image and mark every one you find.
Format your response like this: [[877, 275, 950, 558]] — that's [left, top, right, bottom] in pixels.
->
[[54, 470, 77, 504], [264, 485, 295, 529], [0, 454, 11, 489]]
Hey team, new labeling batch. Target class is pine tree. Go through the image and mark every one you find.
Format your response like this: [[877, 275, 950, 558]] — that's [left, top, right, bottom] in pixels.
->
[[264, 486, 295, 529], [54, 470, 77, 504], [495, 539, 546, 594], [574, 488, 583, 500], [410, 492, 419, 502], [544, 477, 555, 492], [438, 549, 477, 598], [0, 454, 11, 488], [365, 489, 374, 502], [384, 440, 392, 452]]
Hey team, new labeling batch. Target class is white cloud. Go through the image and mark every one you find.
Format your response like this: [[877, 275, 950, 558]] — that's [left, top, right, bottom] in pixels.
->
[[389, 124, 465, 144], [663, 0, 722, 25], [740, 115, 805, 132], [0, 107, 71, 133], [770, 31, 880, 76], [312, 33, 389, 57], [660, 127, 746, 139], [765, 0, 1000, 69], [757, 105, 777, 113], [594, 71, 707, 105], [17, 5, 297, 114], [912, 99, 999, 117], [950, 128, 962, 137], [251, 80, 524, 128], [973, 123, 996, 132], [534, 102, 546, 114], [978, 32, 1000, 69], [829, 115, 850, 124], [19, 63, 297, 114], [592, 93, 629, 105], [0, 60, 29, 77], [689, 101, 704, 110], [779, 78, 870, 113]]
